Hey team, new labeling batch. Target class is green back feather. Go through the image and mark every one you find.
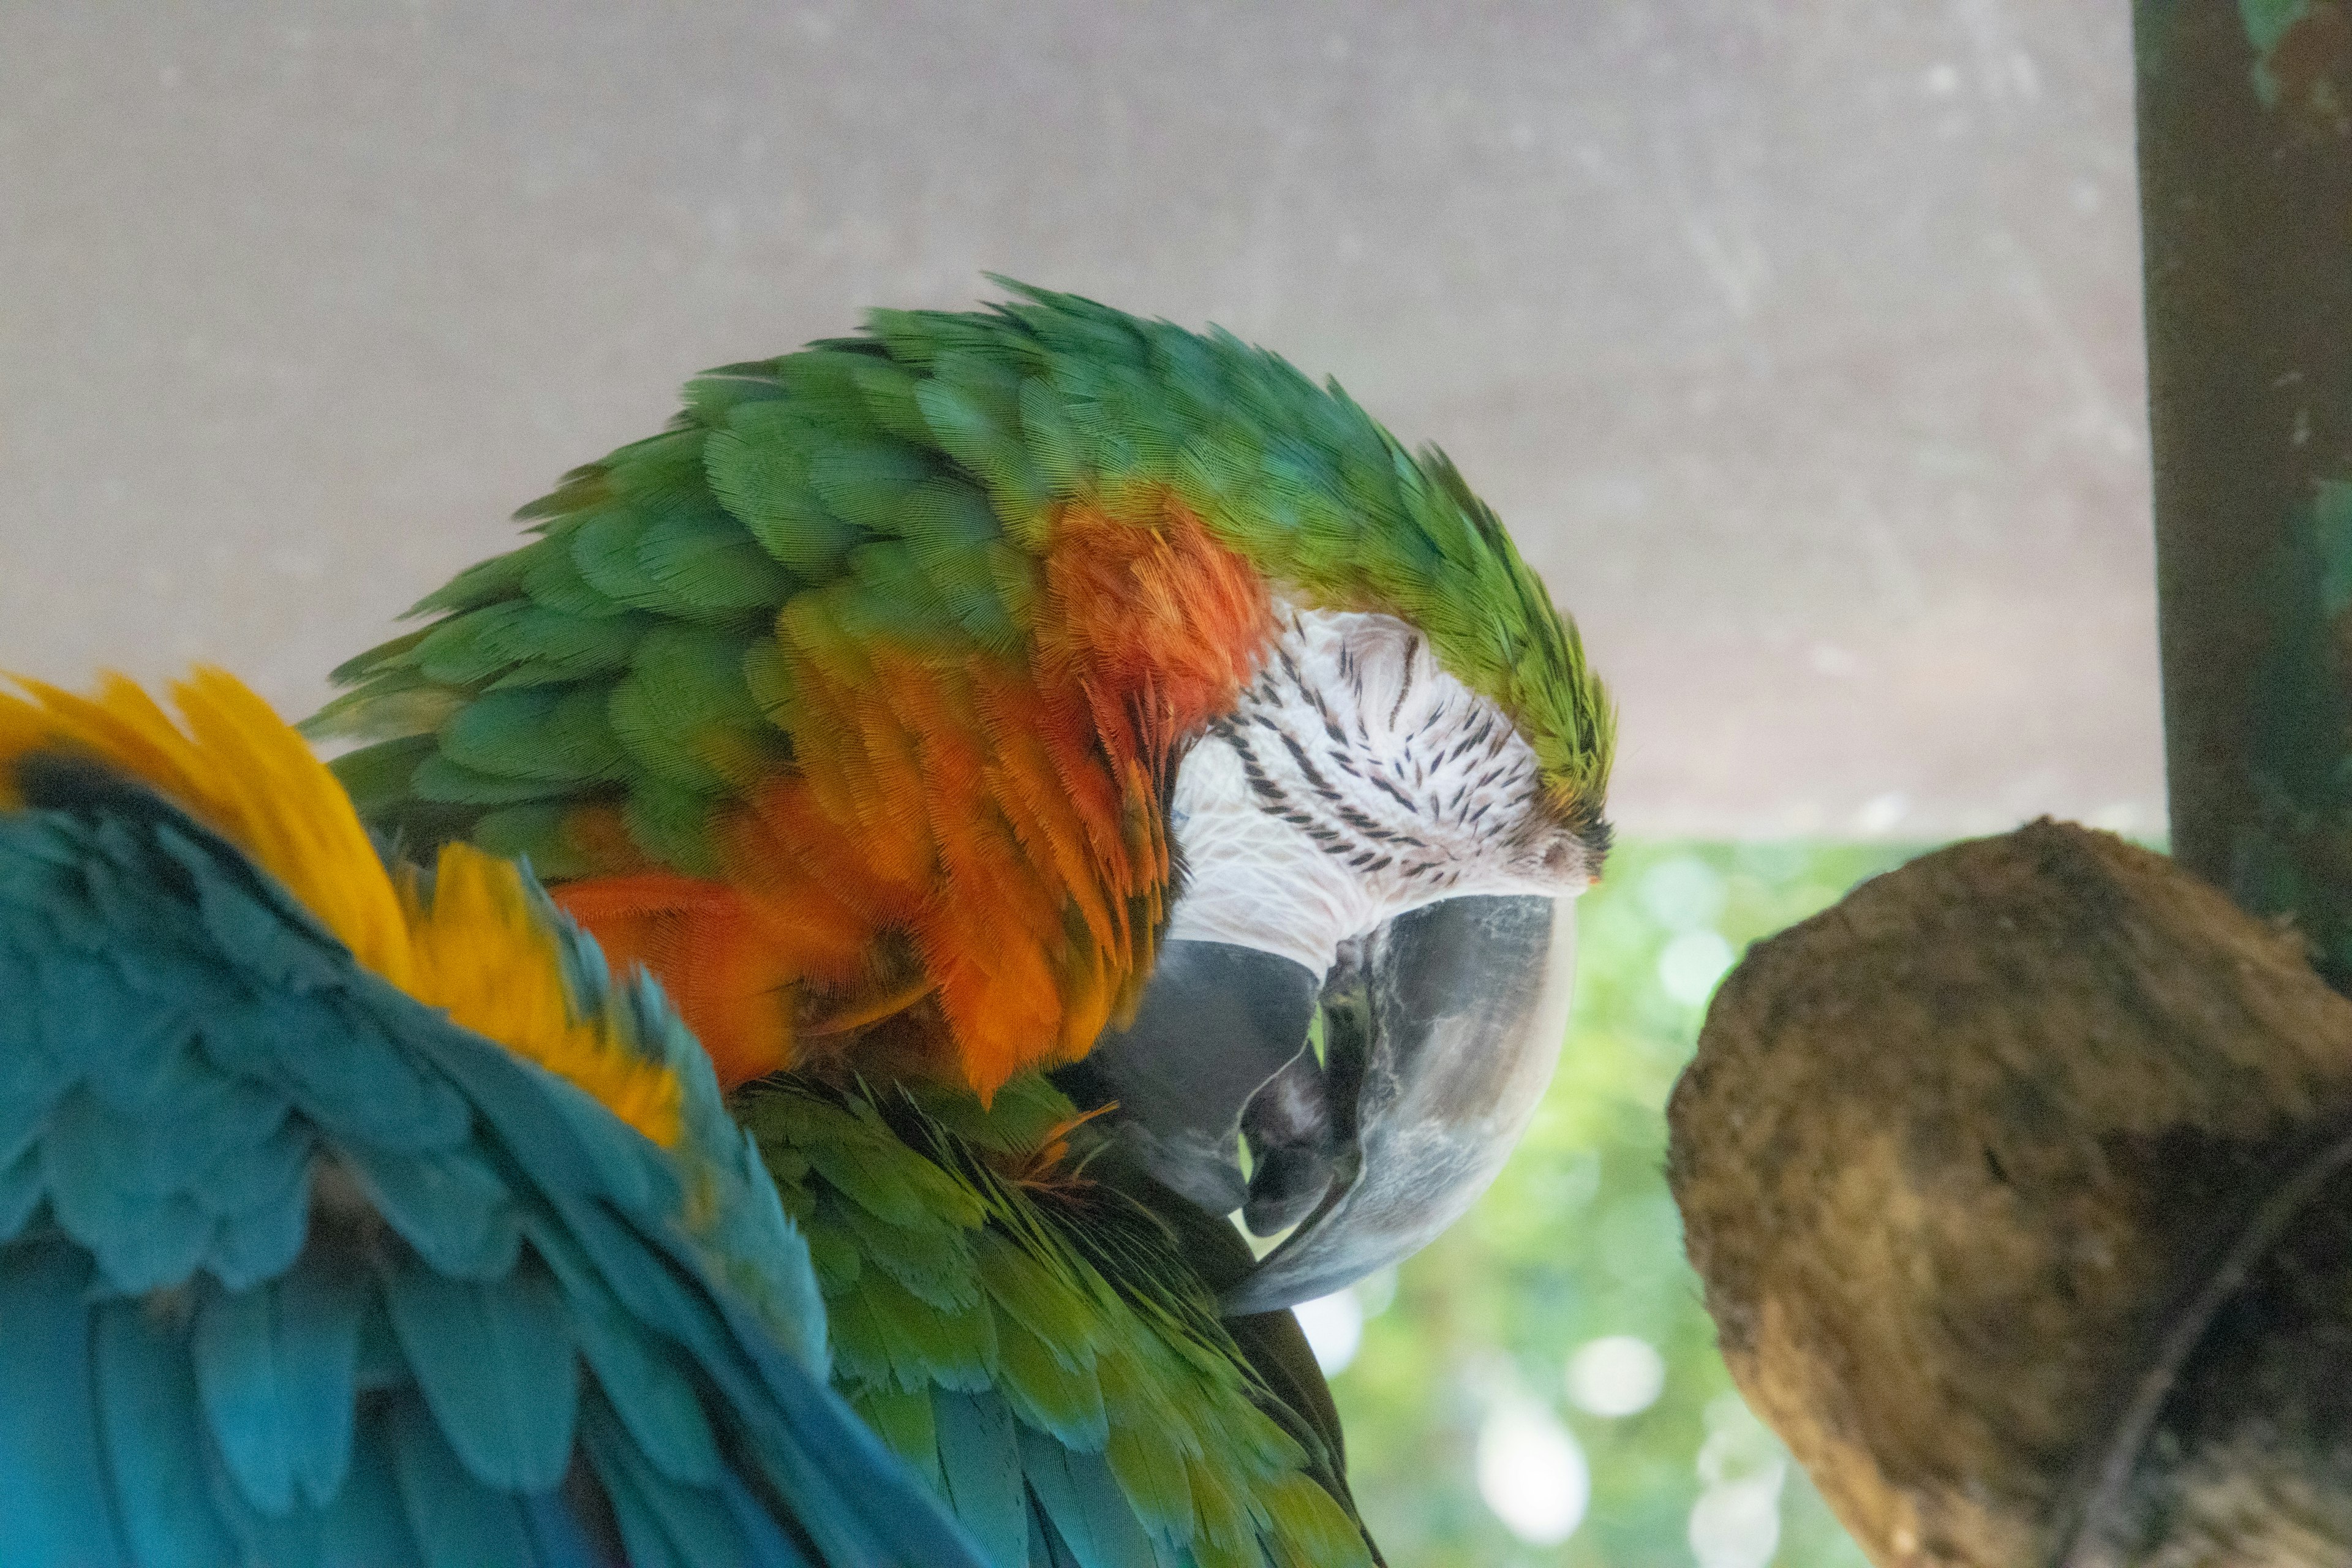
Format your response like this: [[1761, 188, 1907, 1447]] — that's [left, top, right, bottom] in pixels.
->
[[737, 1074, 1379, 1568]]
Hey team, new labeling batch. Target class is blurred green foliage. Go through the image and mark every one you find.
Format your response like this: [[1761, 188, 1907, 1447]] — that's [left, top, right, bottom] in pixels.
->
[[1326, 840, 1918, 1567]]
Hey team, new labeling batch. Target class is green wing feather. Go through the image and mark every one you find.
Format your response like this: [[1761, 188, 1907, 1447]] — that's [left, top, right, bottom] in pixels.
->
[[736, 1074, 1381, 1568]]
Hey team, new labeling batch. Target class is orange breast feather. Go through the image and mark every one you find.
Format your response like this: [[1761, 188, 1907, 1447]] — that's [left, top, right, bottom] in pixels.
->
[[554, 496, 1275, 1098]]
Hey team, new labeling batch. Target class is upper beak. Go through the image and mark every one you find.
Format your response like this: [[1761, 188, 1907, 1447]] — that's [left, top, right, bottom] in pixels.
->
[[1058, 893, 1577, 1316]]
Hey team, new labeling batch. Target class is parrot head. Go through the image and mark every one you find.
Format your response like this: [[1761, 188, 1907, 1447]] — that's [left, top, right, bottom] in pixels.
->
[[1070, 605, 1605, 1312], [319, 282, 1613, 1314]]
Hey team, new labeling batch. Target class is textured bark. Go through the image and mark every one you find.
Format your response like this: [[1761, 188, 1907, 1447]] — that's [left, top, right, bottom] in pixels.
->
[[1668, 821, 2352, 1567], [2086, 1188, 2352, 1568]]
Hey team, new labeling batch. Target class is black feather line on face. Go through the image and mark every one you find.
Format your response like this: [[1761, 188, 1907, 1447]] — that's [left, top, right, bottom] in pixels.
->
[[1368, 774, 1417, 815], [1387, 636, 1420, 731], [1276, 731, 1344, 804], [1316, 702, 1350, 750], [1220, 719, 1376, 866], [1208, 614, 1565, 892]]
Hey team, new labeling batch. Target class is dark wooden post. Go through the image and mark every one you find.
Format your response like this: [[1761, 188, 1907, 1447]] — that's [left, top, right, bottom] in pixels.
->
[[2138, 0, 2352, 967]]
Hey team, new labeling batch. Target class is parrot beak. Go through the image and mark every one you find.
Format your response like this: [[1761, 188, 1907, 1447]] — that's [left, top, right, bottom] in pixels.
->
[[1060, 892, 1577, 1316]]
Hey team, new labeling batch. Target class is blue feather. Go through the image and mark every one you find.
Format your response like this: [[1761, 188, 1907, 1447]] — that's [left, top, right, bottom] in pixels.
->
[[189, 1114, 315, 1220], [0, 1240, 127, 1568], [710, 1254, 995, 1568], [189, 1256, 365, 1512], [307, 1417, 420, 1566], [935, 1391, 1030, 1568], [717, 1470, 821, 1568], [212, 997, 472, 1153], [344, 1139, 522, 1279], [516, 1490, 609, 1568], [91, 1297, 239, 1568], [385, 1394, 545, 1567], [42, 1135, 214, 1294], [208, 1409, 418, 1568], [80, 1014, 235, 1123], [581, 1390, 751, 1568], [1027, 1494, 1078, 1568], [0, 738, 988, 1567], [0, 1146, 45, 1240], [518, 1209, 725, 1488], [1016, 1428, 1164, 1568], [0, 925, 72, 1171], [382, 1251, 579, 1491], [201, 1170, 317, 1297], [404, 1000, 664, 1210], [197, 1134, 317, 1292], [4, 954, 105, 1152], [42, 1056, 299, 1292], [47, 1055, 265, 1194], [159, 826, 347, 994], [351, 1292, 407, 1391]]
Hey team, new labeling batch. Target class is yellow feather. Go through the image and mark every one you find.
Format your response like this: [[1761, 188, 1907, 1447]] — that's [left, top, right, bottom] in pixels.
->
[[0, 667, 682, 1146]]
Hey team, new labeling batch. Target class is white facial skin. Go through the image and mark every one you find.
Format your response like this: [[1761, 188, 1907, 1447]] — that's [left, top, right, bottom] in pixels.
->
[[1164, 608, 1600, 977]]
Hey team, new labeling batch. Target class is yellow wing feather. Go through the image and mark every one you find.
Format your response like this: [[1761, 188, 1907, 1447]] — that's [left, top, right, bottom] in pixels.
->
[[0, 667, 682, 1146]]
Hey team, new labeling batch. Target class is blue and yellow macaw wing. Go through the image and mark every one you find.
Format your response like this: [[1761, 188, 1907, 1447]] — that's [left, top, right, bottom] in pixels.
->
[[0, 670, 987, 1568]]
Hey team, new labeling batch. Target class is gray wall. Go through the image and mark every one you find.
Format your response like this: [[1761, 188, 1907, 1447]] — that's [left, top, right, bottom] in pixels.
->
[[0, 1, 2155, 838]]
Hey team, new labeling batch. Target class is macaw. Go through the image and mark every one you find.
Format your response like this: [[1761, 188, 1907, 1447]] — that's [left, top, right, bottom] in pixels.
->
[[319, 285, 1615, 1564], [0, 670, 987, 1567]]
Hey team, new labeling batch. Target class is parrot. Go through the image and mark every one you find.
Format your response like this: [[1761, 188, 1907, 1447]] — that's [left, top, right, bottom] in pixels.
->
[[317, 284, 1616, 1564], [0, 668, 990, 1568]]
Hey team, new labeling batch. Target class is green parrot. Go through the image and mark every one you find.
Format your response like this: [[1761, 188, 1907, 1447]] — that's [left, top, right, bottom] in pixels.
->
[[320, 284, 1616, 1565], [0, 669, 990, 1566]]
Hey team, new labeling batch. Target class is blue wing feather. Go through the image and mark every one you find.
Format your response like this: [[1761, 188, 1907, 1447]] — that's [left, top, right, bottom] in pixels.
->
[[935, 1390, 1033, 1568], [343, 1139, 524, 1280], [1016, 1428, 1163, 1568], [0, 1240, 128, 1568], [1027, 1494, 1080, 1568], [717, 1469, 823, 1568], [211, 1410, 419, 1568], [0, 753, 989, 1567], [307, 1419, 421, 1567], [581, 1391, 761, 1568], [0, 1147, 43, 1238], [385, 1393, 549, 1568], [189, 1268, 358, 1513], [92, 1297, 241, 1568], [524, 1216, 726, 1488], [193, 1121, 318, 1291], [382, 1252, 580, 1491]]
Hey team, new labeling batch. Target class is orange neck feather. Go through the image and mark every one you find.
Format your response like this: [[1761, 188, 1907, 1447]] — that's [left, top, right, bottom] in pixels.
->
[[555, 493, 1276, 1099]]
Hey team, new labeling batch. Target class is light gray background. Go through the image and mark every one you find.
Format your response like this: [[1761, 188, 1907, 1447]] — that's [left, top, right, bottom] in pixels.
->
[[0, 2, 2156, 839]]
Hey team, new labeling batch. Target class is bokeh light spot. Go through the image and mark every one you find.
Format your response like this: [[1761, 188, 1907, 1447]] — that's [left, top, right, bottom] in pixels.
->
[[1475, 1401, 1589, 1545], [1691, 1395, 1789, 1568], [1636, 855, 1727, 931], [1690, 1476, 1784, 1568], [1566, 1335, 1666, 1417], [1657, 929, 1735, 1005], [1295, 1288, 1364, 1374]]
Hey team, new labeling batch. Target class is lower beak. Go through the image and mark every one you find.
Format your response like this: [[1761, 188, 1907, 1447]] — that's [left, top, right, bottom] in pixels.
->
[[1060, 893, 1577, 1316]]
